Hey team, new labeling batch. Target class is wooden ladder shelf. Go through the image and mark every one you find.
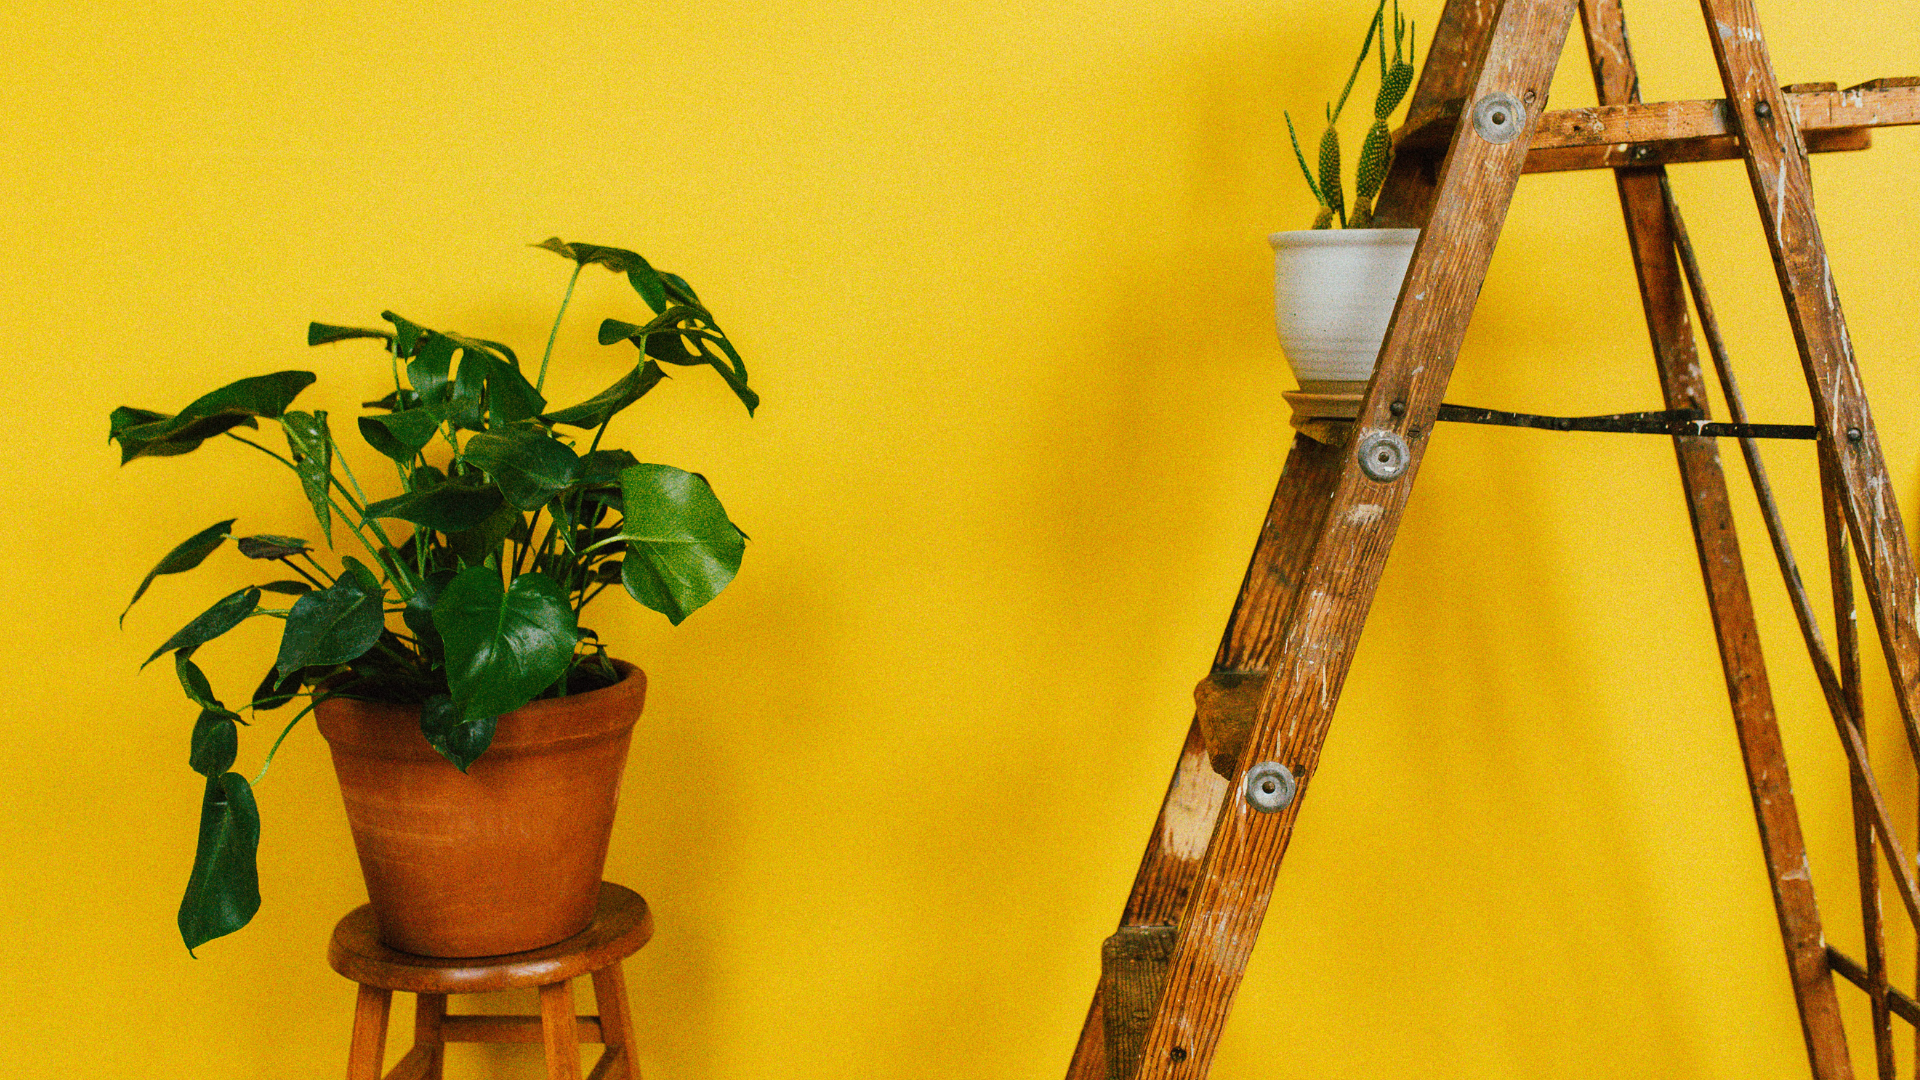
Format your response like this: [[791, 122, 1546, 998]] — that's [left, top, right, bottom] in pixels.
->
[[1063, 2, 1920, 1078]]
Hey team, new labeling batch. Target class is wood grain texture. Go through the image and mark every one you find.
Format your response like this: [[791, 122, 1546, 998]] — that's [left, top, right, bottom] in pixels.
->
[[592, 963, 639, 1071], [585, 1046, 630, 1080], [348, 984, 393, 1080], [1372, 0, 1502, 228], [1828, 947, 1920, 1027], [1700, 0, 1920, 793], [1124, 3, 1581, 1076], [540, 980, 584, 1080], [329, 883, 653, 995], [1579, 3, 1852, 1076], [382, 1045, 436, 1080], [1100, 927, 1178, 1080], [440, 1015, 604, 1044], [413, 994, 447, 1080]]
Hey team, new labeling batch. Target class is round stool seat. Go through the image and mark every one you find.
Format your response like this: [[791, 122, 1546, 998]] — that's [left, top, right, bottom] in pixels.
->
[[329, 882, 653, 994]]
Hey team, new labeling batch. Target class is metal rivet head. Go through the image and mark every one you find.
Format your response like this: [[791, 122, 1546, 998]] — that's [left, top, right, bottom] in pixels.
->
[[1630, 143, 1654, 162], [1389, 400, 1407, 417], [1357, 430, 1411, 482], [1169, 1048, 1189, 1063], [1244, 761, 1297, 813], [1847, 427, 1864, 444], [1472, 92, 1526, 143], [1754, 99, 1774, 121], [1522, 88, 1538, 105]]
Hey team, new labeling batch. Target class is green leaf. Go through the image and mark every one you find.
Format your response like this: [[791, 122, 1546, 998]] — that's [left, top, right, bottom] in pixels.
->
[[236, 534, 310, 560], [481, 355, 545, 424], [362, 389, 422, 412], [250, 665, 304, 711], [110, 372, 319, 463], [407, 332, 459, 415], [308, 323, 394, 347], [601, 318, 757, 416], [281, 411, 333, 544], [358, 409, 439, 461], [419, 693, 497, 772], [628, 264, 667, 314], [143, 588, 262, 669], [616, 464, 745, 624], [258, 580, 313, 595], [363, 480, 506, 533], [577, 449, 641, 486], [122, 519, 236, 625], [403, 569, 455, 661], [274, 557, 383, 677], [174, 650, 223, 711], [463, 428, 580, 511], [533, 237, 643, 272], [445, 502, 518, 569], [662, 271, 700, 305], [541, 362, 667, 429], [177, 772, 261, 954], [432, 567, 577, 723], [382, 311, 426, 358], [189, 709, 239, 777]]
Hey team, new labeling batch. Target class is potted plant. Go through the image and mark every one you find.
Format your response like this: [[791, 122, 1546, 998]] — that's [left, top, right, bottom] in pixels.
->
[[1273, 0, 1421, 392], [111, 238, 755, 957]]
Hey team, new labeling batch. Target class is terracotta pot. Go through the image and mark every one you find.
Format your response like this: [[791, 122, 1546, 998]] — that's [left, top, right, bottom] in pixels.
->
[[315, 661, 646, 958]]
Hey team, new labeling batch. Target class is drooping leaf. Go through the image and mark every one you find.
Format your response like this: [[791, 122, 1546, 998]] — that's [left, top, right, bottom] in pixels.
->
[[358, 409, 440, 461], [362, 389, 423, 412], [616, 464, 745, 625], [363, 480, 506, 533], [418, 693, 498, 772], [110, 372, 319, 463], [481, 355, 545, 424], [463, 428, 579, 511], [403, 569, 456, 661], [258, 580, 313, 595], [250, 665, 305, 711], [143, 588, 262, 669], [662, 271, 700, 305], [189, 709, 239, 777], [600, 317, 756, 416], [236, 534, 311, 560], [177, 772, 261, 954], [382, 311, 427, 358], [445, 502, 519, 569], [433, 567, 577, 723], [407, 331, 459, 415], [629, 263, 667, 313], [280, 411, 333, 544], [308, 323, 395, 348], [274, 557, 383, 677], [533, 237, 644, 272], [541, 362, 667, 429], [122, 519, 236, 625]]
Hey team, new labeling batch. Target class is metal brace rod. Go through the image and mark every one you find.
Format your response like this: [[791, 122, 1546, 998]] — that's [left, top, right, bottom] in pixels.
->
[[1437, 402, 1816, 439]]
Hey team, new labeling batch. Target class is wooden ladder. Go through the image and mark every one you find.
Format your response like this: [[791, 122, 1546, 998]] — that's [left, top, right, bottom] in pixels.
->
[[1064, 2, 1920, 1078]]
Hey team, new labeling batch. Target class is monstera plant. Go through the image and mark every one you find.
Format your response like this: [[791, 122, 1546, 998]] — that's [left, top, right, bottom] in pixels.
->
[[111, 239, 755, 953]]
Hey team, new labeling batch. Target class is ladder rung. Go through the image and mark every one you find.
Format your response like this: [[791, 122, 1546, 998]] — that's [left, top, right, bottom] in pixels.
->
[[1193, 672, 1266, 779], [1100, 926, 1178, 1080], [1825, 945, 1920, 1026]]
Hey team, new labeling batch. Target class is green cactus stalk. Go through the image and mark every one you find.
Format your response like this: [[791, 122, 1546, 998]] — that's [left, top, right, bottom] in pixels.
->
[[1284, 0, 1422, 230]]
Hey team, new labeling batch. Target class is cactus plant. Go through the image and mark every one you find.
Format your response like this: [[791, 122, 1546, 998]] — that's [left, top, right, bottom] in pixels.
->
[[1286, 0, 1416, 229]]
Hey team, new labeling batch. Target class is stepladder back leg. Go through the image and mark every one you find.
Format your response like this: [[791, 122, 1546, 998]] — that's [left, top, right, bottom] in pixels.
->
[[591, 963, 640, 1080], [540, 980, 584, 1080], [1579, 2, 1851, 1075]]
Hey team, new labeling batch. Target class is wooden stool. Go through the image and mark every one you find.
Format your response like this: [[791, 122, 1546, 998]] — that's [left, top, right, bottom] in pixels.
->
[[328, 882, 653, 1080]]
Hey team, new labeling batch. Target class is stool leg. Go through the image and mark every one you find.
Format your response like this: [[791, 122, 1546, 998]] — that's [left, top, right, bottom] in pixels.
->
[[413, 993, 447, 1080], [539, 979, 583, 1080], [347, 985, 392, 1080], [591, 963, 640, 1080]]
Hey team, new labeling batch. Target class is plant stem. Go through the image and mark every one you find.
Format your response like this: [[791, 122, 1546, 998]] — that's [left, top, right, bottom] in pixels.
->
[[250, 697, 320, 786], [297, 552, 337, 583], [536, 263, 584, 393], [278, 557, 327, 589]]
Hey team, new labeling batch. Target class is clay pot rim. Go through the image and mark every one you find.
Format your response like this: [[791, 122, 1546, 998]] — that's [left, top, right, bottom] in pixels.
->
[[316, 659, 647, 760]]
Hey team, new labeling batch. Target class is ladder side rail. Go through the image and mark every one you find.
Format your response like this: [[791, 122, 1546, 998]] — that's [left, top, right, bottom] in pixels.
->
[[1374, 0, 1504, 228], [1063, 437, 1345, 1080], [1129, 2, 1581, 1076], [1698, 0, 1920, 766], [1580, 3, 1853, 1076]]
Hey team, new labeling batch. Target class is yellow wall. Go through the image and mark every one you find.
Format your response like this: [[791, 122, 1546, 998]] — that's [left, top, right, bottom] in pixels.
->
[[4, 0, 1919, 1076]]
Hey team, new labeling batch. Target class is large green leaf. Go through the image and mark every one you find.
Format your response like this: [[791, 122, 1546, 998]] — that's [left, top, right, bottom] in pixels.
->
[[363, 480, 506, 533], [541, 362, 667, 429], [463, 428, 579, 511], [177, 772, 261, 954], [122, 519, 236, 625], [403, 569, 455, 661], [418, 693, 497, 772], [274, 558, 383, 677], [143, 588, 262, 669], [109, 372, 318, 463], [444, 502, 519, 569], [432, 567, 577, 724], [576, 449, 641, 486], [616, 464, 745, 625], [599, 318, 757, 416], [280, 411, 333, 544], [406, 331, 459, 415], [358, 409, 440, 461], [382, 311, 427, 358], [249, 665, 304, 711], [189, 709, 239, 777]]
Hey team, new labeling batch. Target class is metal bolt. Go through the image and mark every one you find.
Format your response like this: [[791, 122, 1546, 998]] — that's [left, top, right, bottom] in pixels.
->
[[1170, 1048, 1189, 1064], [1522, 88, 1537, 105], [1848, 427, 1864, 443], [1389, 400, 1407, 417], [1630, 143, 1654, 162], [1244, 761, 1297, 813], [1472, 92, 1526, 144], [1754, 99, 1773, 122], [1357, 430, 1411, 482]]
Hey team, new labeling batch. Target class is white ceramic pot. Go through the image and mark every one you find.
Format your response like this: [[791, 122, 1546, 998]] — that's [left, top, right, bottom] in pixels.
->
[[1269, 228, 1420, 387]]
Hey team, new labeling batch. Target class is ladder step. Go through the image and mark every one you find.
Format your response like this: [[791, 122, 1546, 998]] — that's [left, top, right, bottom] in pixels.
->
[[1825, 945, 1920, 1026], [1100, 926, 1178, 1080], [1193, 672, 1267, 779]]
